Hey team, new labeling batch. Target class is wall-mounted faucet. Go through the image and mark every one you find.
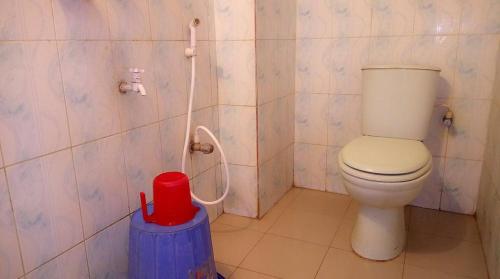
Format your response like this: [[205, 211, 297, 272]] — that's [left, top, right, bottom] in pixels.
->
[[119, 68, 147, 96]]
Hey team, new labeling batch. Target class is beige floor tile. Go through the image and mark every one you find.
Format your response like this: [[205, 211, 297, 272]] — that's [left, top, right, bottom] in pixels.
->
[[316, 248, 404, 279], [230, 269, 278, 279], [405, 232, 488, 279], [215, 188, 302, 233], [240, 234, 328, 279], [289, 189, 351, 217], [331, 201, 358, 251], [211, 223, 264, 266], [216, 262, 236, 278], [409, 207, 480, 242], [403, 265, 471, 279], [268, 206, 343, 245]]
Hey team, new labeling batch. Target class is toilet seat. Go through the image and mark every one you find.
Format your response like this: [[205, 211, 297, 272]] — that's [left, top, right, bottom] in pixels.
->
[[339, 136, 432, 183]]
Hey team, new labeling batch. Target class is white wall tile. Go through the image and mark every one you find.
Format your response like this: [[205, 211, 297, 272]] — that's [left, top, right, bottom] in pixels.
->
[[327, 95, 362, 147], [192, 167, 218, 221], [447, 98, 491, 160], [295, 94, 328, 145], [25, 243, 88, 279], [58, 41, 120, 145], [222, 164, 258, 218], [326, 146, 347, 195], [190, 107, 218, 176], [148, 0, 184, 40], [0, 42, 70, 165], [213, 0, 255, 40], [411, 35, 458, 99], [423, 101, 449, 157], [219, 105, 257, 166], [186, 41, 213, 110], [112, 41, 159, 131], [107, 0, 151, 40], [216, 41, 256, 106], [294, 143, 327, 191], [442, 158, 482, 214], [0, 0, 54, 40], [371, 0, 416, 36], [0, 169, 23, 279], [412, 157, 445, 209], [369, 36, 414, 65], [295, 39, 332, 93], [159, 114, 190, 174], [454, 35, 500, 99], [461, 0, 500, 34], [86, 217, 129, 278], [257, 40, 279, 105], [331, 0, 372, 37], [52, 0, 110, 40], [330, 37, 370, 93], [73, 135, 129, 237], [153, 41, 188, 120], [414, 0, 462, 35], [259, 98, 289, 164], [296, 0, 333, 38], [7, 150, 83, 272], [123, 124, 162, 211]]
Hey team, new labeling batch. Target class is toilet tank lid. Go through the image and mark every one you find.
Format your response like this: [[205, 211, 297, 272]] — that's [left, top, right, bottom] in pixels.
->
[[340, 136, 431, 175], [362, 64, 441, 71]]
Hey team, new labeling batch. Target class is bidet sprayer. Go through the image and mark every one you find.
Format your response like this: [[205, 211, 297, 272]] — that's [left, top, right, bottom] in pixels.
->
[[185, 18, 200, 57]]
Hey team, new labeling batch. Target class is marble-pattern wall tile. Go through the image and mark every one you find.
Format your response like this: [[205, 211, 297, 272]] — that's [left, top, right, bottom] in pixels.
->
[[295, 39, 331, 93], [107, 0, 151, 40], [327, 95, 362, 147], [58, 41, 120, 145], [442, 158, 483, 214], [461, 0, 500, 34], [414, 0, 462, 35], [454, 35, 500, 100], [186, 41, 213, 111], [222, 164, 258, 218], [296, 0, 332, 38], [86, 217, 130, 278], [6, 150, 83, 272], [447, 98, 491, 160], [256, 0, 296, 39], [0, 42, 70, 165], [259, 98, 290, 164], [257, 40, 279, 105], [423, 101, 449, 157], [112, 41, 159, 131], [330, 38, 369, 93], [123, 124, 162, 211], [411, 35, 458, 99], [0, 0, 54, 40], [190, 107, 218, 177], [369, 36, 414, 65], [159, 114, 191, 174], [72, 135, 129, 237], [213, 0, 255, 40], [295, 94, 328, 145], [219, 105, 257, 166], [331, 0, 372, 37], [371, 0, 416, 36], [326, 145, 346, 195], [25, 243, 88, 279], [412, 157, 445, 209], [0, 169, 23, 279], [153, 41, 188, 120], [216, 41, 256, 106], [192, 167, 218, 221], [52, 0, 110, 40], [294, 143, 327, 191]]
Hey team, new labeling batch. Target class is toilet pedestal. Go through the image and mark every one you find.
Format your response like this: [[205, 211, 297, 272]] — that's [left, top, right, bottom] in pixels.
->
[[351, 205, 406, 261]]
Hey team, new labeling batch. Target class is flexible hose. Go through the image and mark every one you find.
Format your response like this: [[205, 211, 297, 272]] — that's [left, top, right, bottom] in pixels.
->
[[182, 46, 230, 205]]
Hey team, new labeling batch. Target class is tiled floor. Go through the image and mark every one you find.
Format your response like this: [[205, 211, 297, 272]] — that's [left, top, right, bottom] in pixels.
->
[[211, 188, 489, 279]]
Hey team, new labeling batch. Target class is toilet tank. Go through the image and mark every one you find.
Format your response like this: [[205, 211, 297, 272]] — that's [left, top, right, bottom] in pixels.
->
[[362, 65, 440, 140]]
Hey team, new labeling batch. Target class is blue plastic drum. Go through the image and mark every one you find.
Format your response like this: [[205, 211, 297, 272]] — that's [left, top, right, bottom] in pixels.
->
[[129, 201, 221, 279]]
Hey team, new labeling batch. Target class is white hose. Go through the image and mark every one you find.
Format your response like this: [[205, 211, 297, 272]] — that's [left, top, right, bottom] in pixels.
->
[[182, 20, 230, 205]]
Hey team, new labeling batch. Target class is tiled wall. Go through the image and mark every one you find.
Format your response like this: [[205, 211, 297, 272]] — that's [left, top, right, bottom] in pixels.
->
[[477, 41, 500, 279], [0, 0, 222, 278], [294, 0, 500, 214], [213, 0, 259, 218], [256, 0, 296, 217]]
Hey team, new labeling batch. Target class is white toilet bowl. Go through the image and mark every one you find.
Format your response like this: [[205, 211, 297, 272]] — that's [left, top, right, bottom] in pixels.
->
[[339, 136, 432, 260]]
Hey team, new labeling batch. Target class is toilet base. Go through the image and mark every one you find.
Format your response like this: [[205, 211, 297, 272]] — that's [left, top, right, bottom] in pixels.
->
[[351, 205, 405, 261]]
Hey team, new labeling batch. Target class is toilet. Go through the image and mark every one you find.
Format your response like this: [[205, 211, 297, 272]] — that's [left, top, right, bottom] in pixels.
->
[[339, 65, 440, 261]]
